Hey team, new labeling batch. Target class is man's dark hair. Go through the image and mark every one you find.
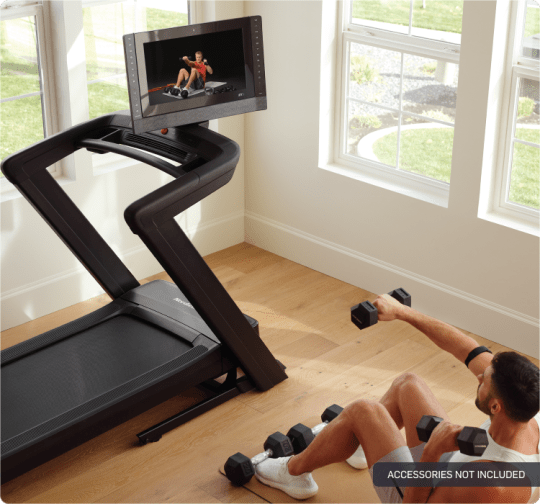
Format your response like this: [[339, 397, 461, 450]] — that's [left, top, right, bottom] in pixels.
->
[[491, 351, 539, 422]]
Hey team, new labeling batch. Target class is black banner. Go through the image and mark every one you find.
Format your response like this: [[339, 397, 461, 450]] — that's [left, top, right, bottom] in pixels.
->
[[373, 462, 540, 487]]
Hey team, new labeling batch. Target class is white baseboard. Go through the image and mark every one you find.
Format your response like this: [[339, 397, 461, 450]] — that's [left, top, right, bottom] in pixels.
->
[[1, 211, 244, 331], [245, 211, 539, 358]]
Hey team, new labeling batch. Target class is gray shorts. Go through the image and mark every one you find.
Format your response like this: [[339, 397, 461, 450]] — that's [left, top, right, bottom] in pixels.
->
[[368, 443, 426, 503]]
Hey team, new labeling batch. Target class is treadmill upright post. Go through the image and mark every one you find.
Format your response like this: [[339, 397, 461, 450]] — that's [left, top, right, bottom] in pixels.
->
[[124, 124, 287, 391]]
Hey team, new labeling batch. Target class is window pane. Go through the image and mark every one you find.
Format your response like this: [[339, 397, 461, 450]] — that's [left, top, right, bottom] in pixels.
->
[[84, 0, 189, 120], [411, 0, 463, 43], [402, 53, 458, 123], [522, 0, 540, 59], [348, 101, 399, 166], [349, 43, 402, 110], [514, 78, 539, 145], [508, 142, 540, 210], [397, 114, 453, 182], [351, 0, 410, 34], [0, 16, 44, 164], [1, 96, 44, 161]]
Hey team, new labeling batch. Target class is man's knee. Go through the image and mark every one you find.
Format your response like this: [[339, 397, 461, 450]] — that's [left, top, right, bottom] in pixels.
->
[[344, 399, 387, 423], [392, 372, 426, 391]]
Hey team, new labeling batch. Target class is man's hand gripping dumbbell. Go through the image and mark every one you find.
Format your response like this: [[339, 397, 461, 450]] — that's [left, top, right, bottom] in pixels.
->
[[351, 288, 411, 330], [417, 415, 489, 456]]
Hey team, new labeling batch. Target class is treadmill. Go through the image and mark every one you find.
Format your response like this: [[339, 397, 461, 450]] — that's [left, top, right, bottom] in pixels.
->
[[0, 111, 287, 483]]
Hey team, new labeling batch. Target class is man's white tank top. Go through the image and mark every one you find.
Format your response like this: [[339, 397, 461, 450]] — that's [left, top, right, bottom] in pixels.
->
[[440, 411, 540, 503]]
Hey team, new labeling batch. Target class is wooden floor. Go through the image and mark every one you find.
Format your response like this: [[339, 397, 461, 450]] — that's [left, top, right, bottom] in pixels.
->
[[2, 243, 537, 503]]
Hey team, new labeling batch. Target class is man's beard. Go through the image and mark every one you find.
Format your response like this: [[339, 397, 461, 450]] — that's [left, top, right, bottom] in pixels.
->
[[475, 389, 493, 417]]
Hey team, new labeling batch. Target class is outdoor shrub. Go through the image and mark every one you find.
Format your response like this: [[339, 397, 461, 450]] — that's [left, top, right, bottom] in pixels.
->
[[423, 109, 453, 123], [518, 97, 535, 118], [422, 62, 437, 75], [350, 55, 379, 85], [351, 114, 382, 129]]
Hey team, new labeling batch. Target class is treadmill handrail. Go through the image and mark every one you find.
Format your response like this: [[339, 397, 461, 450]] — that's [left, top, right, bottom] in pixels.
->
[[75, 138, 181, 178]]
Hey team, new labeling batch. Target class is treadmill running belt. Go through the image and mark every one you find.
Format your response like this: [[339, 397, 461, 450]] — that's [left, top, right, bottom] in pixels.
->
[[2, 315, 193, 440]]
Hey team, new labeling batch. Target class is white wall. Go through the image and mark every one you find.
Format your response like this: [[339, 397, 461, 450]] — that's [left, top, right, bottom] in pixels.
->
[[244, 1, 539, 358], [0, 1, 246, 330]]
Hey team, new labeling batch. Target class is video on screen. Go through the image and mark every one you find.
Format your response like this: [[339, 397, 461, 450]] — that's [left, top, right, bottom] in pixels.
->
[[143, 28, 246, 107]]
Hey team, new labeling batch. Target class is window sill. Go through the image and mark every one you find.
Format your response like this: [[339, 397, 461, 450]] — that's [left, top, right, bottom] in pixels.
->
[[479, 208, 540, 237], [320, 156, 450, 208], [0, 172, 75, 203]]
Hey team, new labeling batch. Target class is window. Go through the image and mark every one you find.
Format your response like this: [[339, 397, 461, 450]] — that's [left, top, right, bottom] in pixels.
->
[[0, 0, 190, 188], [83, 0, 190, 120], [337, 0, 463, 203], [495, 0, 539, 219], [0, 0, 53, 169]]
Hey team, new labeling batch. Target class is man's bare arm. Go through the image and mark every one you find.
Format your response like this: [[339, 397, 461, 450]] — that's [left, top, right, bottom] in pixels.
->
[[373, 295, 493, 375]]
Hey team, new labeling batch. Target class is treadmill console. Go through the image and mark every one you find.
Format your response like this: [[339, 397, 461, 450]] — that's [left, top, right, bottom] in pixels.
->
[[124, 16, 267, 133]]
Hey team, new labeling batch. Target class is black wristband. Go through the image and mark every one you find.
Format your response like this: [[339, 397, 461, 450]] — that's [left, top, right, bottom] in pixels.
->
[[465, 346, 492, 368]]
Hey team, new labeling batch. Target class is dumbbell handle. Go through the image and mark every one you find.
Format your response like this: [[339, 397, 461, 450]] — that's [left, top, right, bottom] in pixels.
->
[[251, 448, 275, 466], [311, 420, 330, 437]]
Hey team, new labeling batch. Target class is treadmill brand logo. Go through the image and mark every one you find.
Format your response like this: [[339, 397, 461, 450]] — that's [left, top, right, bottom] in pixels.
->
[[173, 298, 194, 309]]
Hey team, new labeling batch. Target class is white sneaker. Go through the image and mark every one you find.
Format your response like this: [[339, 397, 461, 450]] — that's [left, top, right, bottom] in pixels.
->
[[346, 445, 368, 469], [255, 456, 318, 500]]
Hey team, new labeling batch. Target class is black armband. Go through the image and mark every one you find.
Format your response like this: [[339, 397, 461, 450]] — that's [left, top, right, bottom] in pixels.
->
[[465, 346, 492, 368]]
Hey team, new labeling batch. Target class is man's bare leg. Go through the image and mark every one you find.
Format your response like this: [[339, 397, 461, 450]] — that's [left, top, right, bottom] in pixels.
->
[[183, 68, 200, 90], [379, 372, 450, 448], [176, 68, 189, 87], [288, 399, 406, 475], [288, 372, 450, 476]]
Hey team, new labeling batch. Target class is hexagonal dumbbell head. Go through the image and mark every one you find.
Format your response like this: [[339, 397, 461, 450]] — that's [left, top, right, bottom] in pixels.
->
[[389, 288, 411, 307], [457, 427, 488, 456], [224, 452, 255, 486], [351, 301, 378, 330], [416, 415, 444, 443], [263, 431, 294, 458], [321, 404, 344, 423], [287, 423, 315, 454]]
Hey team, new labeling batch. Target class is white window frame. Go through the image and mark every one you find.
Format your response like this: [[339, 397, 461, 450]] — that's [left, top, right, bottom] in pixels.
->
[[1, 0, 191, 198], [490, 0, 539, 228], [0, 0, 59, 197], [332, 0, 462, 207]]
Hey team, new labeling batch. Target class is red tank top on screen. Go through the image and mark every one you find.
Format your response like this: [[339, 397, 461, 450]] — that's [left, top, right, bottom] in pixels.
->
[[194, 61, 206, 81]]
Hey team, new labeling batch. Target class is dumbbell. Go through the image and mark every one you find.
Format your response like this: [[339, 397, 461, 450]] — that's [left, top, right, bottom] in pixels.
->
[[287, 404, 343, 454], [170, 87, 180, 96], [350, 288, 411, 330], [181, 89, 188, 98], [416, 415, 488, 456], [224, 431, 294, 486]]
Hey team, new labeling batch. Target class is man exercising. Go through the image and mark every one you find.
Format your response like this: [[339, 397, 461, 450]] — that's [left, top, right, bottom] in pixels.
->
[[256, 294, 540, 502], [174, 51, 213, 94]]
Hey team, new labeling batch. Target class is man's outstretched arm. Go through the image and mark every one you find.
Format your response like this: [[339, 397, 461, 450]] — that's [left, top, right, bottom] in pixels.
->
[[373, 295, 493, 376]]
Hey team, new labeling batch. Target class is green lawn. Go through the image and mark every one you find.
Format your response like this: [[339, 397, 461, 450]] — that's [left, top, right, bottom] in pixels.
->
[[352, 0, 464, 33], [373, 127, 540, 209], [353, 0, 540, 38]]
